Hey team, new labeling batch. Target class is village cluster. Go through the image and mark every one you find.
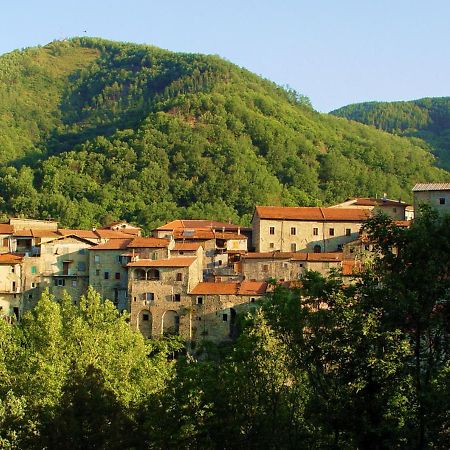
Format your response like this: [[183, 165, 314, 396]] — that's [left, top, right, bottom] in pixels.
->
[[0, 183, 448, 343]]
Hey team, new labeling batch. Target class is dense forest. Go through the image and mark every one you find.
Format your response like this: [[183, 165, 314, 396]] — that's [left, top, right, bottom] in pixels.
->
[[1, 210, 448, 449], [0, 38, 448, 231], [331, 98, 450, 170]]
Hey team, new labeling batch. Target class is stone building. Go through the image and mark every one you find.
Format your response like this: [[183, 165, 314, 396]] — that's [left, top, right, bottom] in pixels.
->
[[0, 253, 23, 319], [128, 257, 203, 339], [252, 206, 369, 253], [241, 252, 344, 281], [189, 281, 268, 343], [330, 197, 413, 220], [412, 183, 450, 216]]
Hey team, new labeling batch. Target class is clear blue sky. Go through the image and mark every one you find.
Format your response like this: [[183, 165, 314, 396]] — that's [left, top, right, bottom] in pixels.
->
[[1, 0, 449, 112]]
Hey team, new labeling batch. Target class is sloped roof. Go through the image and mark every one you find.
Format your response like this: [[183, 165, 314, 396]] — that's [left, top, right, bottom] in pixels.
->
[[412, 183, 450, 192], [0, 224, 13, 234], [156, 219, 244, 231], [243, 252, 344, 262], [254, 206, 369, 221], [90, 239, 133, 251], [58, 229, 99, 239], [127, 257, 196, 268], [0, 253, 23, 264], [127, 237, 170, 248], [242, 252, 293, 260], [190, 281, 268, 295], [173, 242, 203, 251]]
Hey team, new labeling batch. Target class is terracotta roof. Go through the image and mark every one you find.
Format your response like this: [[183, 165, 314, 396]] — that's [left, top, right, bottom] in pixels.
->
[[255, 206, 369, 221], [0, 224, 13, 234], [94, 229, 136, 239], [127, 257, 196, 268], [173, 242, 203, 251], [173, 229, 215, 240], [243, 252, 343, 262], [352, 198, 409, 207], [190, 281, 268, 295], [394, 220, 412, 228], [214, 232, 247, 240], [13, 229, 33, 237], [0, 253, 23, 264], [412, 183, 450, 192], [292, 252, 344, 262], [90, 239, 133, 251], [243, 252, 293, 260], [58, 229, 99, 239], [342, 260, 363, 276], [127, 237, 170, 248], [156, 219, 245, 231]]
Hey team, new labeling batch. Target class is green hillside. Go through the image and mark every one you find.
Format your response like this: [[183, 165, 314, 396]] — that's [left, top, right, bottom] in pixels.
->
[[331, 97, 450, 170], [0, 38, 448, 231]]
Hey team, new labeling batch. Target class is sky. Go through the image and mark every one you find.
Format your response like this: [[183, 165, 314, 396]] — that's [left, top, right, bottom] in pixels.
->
[[1, 0, 449, 112]]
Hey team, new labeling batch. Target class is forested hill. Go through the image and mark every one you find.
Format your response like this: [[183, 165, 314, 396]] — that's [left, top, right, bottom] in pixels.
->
[[331, 97, 450, 170], [0, 38, 448, 232]]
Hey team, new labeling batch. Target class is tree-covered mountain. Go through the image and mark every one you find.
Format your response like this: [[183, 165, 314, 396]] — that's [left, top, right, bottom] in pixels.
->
[[331, 97, 450, 170], [0, 38, 448, 231]]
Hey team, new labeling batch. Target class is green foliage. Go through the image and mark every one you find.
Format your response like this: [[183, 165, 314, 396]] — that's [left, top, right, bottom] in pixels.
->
[[331, 97, 450, 170], [0, 38, 448, 231]]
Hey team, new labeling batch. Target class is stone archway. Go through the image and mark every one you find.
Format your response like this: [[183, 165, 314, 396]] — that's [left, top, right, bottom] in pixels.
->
[[162, 310, 179, 335], [138, 310, 152, 338]]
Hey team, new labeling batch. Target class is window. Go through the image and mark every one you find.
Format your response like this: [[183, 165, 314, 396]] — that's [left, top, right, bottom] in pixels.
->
[[197, 296, 203, 305], [115, 272, 121, 280], [94, 255, 100, 263], [28, 293, 33, 299], [72, 280, 77, 287], [269, 242, 274, 249], [31, 266, 37, 274], [174, 293, 181, 302], [250, 297, 256, 303], [329, 228, 335, 236], [290, 243, 297, 252], [223, 314, 228, 322], [77, 262, 86, 272], [197, 316, 202, 321], [313, 227, 319, 236], [104, 272, 109, 280], [262, 264, 269, 271], [95, 269, 100, 276], [345, 228, 351, 236], [176, 272, 183, 281], [31, 282, 36, 288], [142, 313, 150, 321], [439, 197, 446, 205], [393, 207, 397, 213], [290, 227, 296, 235], [2, 237, 8, 247], [54, 279, 65, 287], [10, 266, 15, 273], [145, 293, 154, 301], [337, 244, 343, 251], [269, 226, 275, 235], [78, 249, 86, 255]]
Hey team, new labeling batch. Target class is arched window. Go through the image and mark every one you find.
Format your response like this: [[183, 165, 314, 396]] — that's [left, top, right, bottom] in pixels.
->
[[148, 268, 160, 280], [134, 269, 146, 280], [314, 244, 322, 253], [162, 310, 179, 335], [138, 310, 152, 338]]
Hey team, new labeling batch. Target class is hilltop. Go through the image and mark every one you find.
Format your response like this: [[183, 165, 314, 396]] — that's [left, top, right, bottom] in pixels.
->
[[0, 38, 448, 231], [331, 97, 450, 170]]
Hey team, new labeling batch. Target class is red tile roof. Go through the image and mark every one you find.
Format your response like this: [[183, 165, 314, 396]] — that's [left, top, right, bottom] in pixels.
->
[[0, 253, 23, 264], [190, 281, 268, 295], [94, 229, 136, 239], [255, 206, 370, 221], [90, 239, 133, 251], [127, 237, 170, 248], [342, 260, 363, 276], [243, 252, 344, 262], [0, 224, 13, 234], [127, 257, 196, 268], [394, 220, 412, 228], [173, 242, 203, 251], [58, 229, 99, 239], [156, 219, 245, 231], [173, 229, 215, 240]]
